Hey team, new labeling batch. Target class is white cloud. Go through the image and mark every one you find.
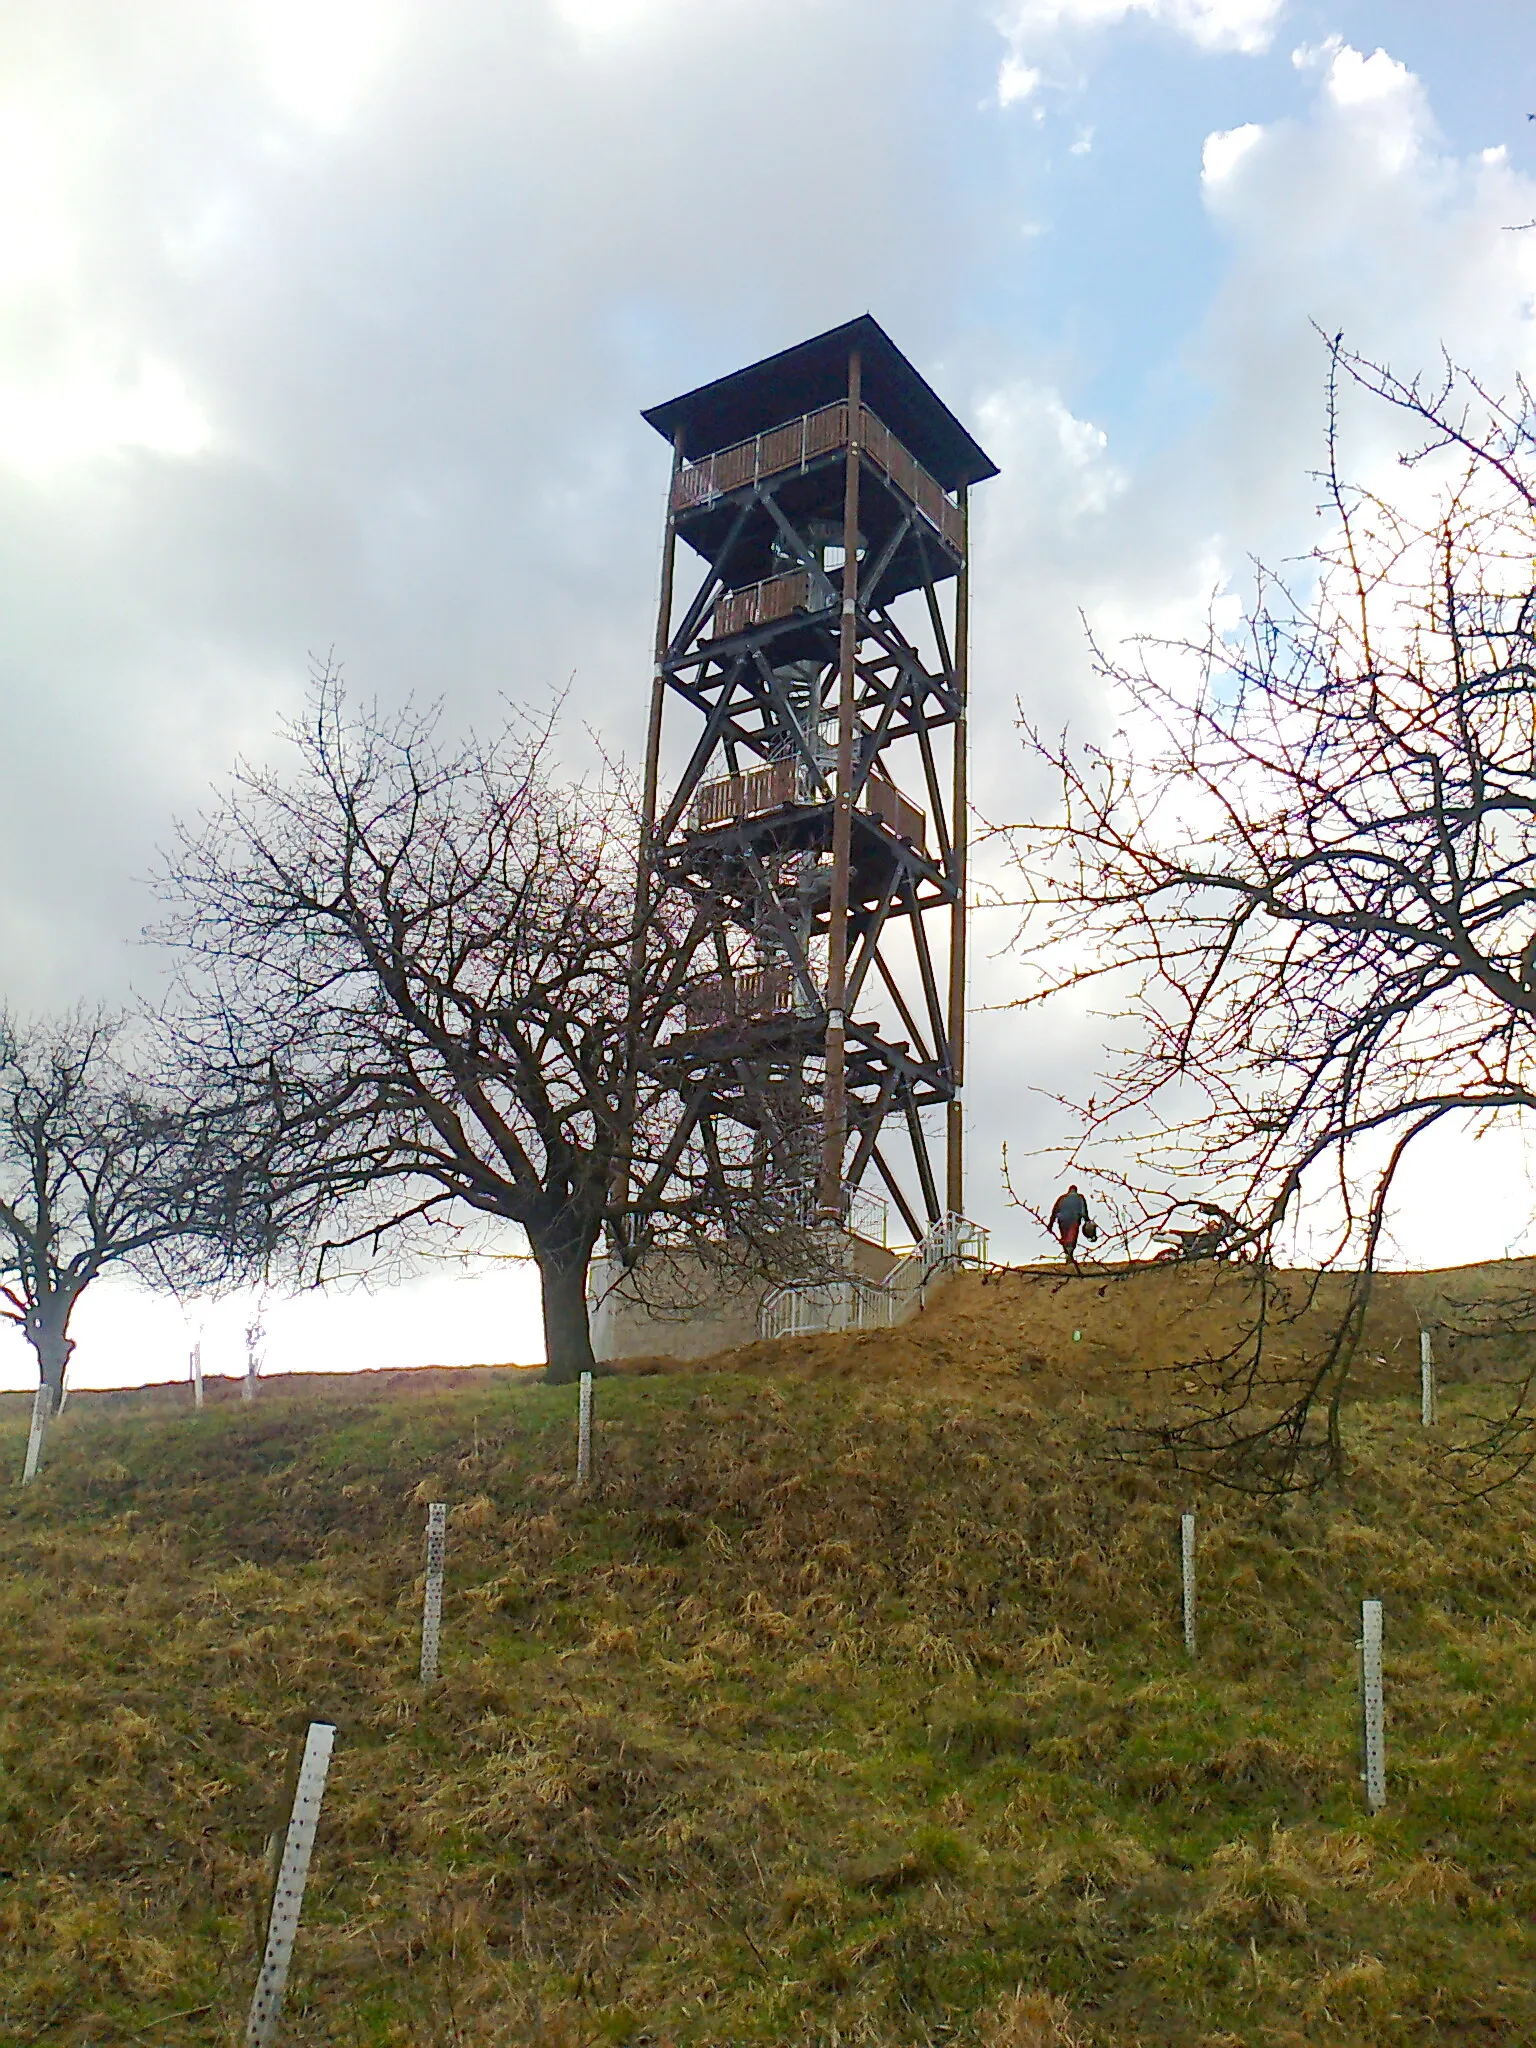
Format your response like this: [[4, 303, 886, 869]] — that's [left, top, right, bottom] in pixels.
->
[[0, 92, 217, 478], [1194, 37, 1536, 397], [1142, 39, 1536, 664], [0, 356, 212, 478], [1201, 121, 1262, 186], [552, 0, 735, 49], [1290, 32, 1340, 69], [976, 384, 1122, 526], [240, 0, 409, 130], [0, 109, 76, 288], [998, 55, 1042, 104], [0, 0, 974, 1021], [993, 0, 1282, 120], [1322, 43, 1424, 175], [997, 0, 1284, 64], [553, 0, 668, 29], [1325, 41, 1411, 109]]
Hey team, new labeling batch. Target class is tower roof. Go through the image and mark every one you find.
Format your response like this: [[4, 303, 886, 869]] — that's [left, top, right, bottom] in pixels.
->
[[642, 314, 999, 493]]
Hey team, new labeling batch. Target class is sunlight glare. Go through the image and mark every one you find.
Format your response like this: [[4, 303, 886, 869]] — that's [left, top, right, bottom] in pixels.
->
[[243, 0, 407, 130], [0, 356, 212, 479], [0, 108, 74, 291]]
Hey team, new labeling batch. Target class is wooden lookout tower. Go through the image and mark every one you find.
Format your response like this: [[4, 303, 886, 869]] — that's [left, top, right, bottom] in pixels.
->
[[638, 316, 997, 1244]]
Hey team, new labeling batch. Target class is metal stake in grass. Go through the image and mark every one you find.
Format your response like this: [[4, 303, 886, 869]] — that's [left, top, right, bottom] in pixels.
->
[[245, 1719, 336, 2048], [420, 1502, 447, 1683], [1360, 1598, 1386, 1813], [21, 1382, 54, 1486], [1420, 1328, 1437, 1428], [190, 1340, 205, 1413], [1180, 1511, 1197, 1658], [576, 1368, 594, 1490]]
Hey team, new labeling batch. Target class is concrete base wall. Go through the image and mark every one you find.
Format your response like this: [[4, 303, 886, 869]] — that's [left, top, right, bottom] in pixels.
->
[[588, 1235, 903, 1365]]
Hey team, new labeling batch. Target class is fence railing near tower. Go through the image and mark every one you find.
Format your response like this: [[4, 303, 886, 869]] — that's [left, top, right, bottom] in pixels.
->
[[758, 1212, 990, 1340], [759, 1275, 900, 1340], [672, 401, 966, 556]]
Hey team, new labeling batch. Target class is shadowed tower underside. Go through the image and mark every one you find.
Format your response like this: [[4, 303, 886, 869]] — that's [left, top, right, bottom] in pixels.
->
[[637, 316, 997, 1242]]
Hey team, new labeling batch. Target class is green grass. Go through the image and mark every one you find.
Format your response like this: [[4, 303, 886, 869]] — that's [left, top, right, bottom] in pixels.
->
[[2, 1362, 1535, 2045]]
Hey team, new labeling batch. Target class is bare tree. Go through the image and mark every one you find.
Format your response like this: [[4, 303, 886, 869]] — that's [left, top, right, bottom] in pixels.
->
[[159, 673, 817, 1383], [0, 1008, 242, 1422], [1008, 337, 1536, 1491]]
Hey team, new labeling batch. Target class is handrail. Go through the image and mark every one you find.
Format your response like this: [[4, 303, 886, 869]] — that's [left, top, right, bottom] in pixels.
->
[[757, 1213, 989, 1340]]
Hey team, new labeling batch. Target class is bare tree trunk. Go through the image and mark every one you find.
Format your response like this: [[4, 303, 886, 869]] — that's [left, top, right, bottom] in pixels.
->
[[28, 1293, 74, 1410], [534, 1223, 599, 1385], [18, 1292, 74, 1482]]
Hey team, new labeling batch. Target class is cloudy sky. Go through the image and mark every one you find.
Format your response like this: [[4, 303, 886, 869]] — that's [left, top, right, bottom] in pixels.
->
[[4, 0, 1536, 1390]]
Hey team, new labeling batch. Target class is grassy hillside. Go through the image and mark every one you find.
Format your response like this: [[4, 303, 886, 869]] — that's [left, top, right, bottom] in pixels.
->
[[4, 1275, 1536, 2046]]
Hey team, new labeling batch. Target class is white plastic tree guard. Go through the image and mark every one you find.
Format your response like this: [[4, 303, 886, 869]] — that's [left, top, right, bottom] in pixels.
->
[[577, 1370, 594, 1489], [1361, 1598, 1386, 1813], [190, 1341, 205, 1412], [1420, 1329, 1437, 1428], [243, 1318, 264, 1404], [420, 1502, 447, 1683], [21, 1383, 54, 1486], [245, 1720, 336, 2047], [1181, 1512, 1197, 1659]]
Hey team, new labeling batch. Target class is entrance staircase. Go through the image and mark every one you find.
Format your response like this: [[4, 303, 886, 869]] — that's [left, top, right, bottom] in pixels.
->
[[758, 1214, 989, 1340]]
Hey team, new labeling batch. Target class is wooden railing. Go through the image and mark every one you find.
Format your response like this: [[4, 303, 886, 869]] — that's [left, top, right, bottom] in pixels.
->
[[857, 410, 965, 556], [682, 965, 795, 1034], [688, 756, 798, 832], [864, 773, 925, 849], [686, 757, 926, 851], [673, 401, 965, 555], [674, 404, 849, 511], [711, 568, 815, 640]]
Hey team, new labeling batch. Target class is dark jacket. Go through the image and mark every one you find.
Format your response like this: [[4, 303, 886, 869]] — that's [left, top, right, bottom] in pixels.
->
[[1049, 1189, 1088, 1230]]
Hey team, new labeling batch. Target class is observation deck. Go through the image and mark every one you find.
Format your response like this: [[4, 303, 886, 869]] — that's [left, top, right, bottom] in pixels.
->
[[686, 759, 925, 851], [674, 400, 966, 557], [644, 314, 997, 609]]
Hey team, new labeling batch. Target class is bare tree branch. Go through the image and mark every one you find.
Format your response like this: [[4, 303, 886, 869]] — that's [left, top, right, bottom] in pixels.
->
[[1003, 336, 1536, 1491], [158, 669, 823, 1382], [0, 1008, 245, 1409]]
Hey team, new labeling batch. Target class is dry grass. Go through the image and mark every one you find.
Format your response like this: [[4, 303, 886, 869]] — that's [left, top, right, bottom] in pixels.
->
[[703, 1255, 1536, 1400], [3, 1307, 1536, 2044]]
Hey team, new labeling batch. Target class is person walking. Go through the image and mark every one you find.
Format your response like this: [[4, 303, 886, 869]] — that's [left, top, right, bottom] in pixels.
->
[[1048, 1184, 1090, 1264]]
